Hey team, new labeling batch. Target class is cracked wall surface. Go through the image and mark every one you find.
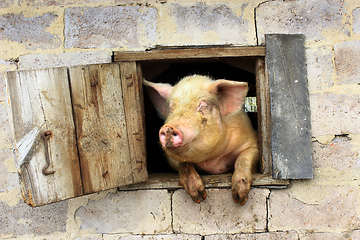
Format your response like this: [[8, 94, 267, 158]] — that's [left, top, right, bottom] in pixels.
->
[[1, 0, 360, 239]]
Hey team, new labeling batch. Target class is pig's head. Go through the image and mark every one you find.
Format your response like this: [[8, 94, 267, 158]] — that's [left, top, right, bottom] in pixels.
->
[[144, 75, 248, 163]]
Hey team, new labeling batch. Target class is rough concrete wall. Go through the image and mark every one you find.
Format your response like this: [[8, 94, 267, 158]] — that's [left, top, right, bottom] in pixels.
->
[[0, 0, 359, 239]]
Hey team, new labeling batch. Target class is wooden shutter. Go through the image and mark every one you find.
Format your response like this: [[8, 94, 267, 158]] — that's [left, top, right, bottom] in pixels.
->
[[266, 34, 313, 179], [6, 68, 83, 207], [6, 63, 147, 206]]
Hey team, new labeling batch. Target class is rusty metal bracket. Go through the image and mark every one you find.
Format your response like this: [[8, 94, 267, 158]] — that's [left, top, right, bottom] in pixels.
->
[[41, 131, 55, 175]]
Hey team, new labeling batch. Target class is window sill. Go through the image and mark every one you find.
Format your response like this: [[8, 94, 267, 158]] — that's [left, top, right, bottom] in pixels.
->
[[118, 173, 290, 191]]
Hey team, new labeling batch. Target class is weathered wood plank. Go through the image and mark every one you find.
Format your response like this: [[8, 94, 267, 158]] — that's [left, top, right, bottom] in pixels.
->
[[69, 63, 140, 194], [255, 57, 272, 175], [118, 173, 290, 191], [6, 68, 83, 207], [266, 34, 313, 179], [114, 46, 266, 62], [119, 62, 148, 184]]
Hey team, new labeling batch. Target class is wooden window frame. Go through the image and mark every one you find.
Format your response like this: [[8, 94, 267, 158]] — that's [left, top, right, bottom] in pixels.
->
[[114, 45, 290, 191]]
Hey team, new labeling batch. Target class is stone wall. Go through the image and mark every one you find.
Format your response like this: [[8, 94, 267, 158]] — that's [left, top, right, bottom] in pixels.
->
[[0, 0, 359, 239]]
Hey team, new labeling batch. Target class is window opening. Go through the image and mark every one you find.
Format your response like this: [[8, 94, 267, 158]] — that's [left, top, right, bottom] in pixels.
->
[[141, 60, 258, 174], [114, 44, 297, 191]]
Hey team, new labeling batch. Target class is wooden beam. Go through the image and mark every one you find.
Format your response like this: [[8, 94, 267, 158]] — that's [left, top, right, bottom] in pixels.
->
[[256, 58, 272, 175], [119, 62, 148, 184], [118, 173, 290, 191], [114, 46, 266, 62]]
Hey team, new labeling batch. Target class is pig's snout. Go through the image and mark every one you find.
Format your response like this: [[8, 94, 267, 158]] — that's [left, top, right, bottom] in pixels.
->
[[159, 124, 183, 148]]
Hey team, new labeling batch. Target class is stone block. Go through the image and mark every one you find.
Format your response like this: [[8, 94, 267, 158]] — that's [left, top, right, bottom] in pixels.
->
[[65, 6, 157, 49], [0, 149, 19, 192], [75, 235, 103, 240], [351, 230, 360, 239], [334, 40, 360, 84], [115, 0, 146, 5], [104, 234, 201, 240], [173, 188, 269, 235], [167, 3, 254, 45], [310, 92, 360, 136], [0, 200, 68, 237], [0, 0, 15, 8], [268, 186, 360, 232], [19, 0, 113, 7], [0, 12, 61, 50], [256, 0, 348, 44], [302, 230, 360, 240], [312, 135, 360, 171], [353, 8, 360, 34], [19, 51, 112, 70], [76, 190, 172, 234], [0, 58, 17, 72], [306, 46, 335, 92], [205, 231, 298, 240]]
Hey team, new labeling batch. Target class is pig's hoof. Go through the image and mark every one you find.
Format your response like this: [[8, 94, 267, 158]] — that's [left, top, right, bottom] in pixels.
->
[[179, 166, 207, 203], [191, 190, 207, 203], [181, 179, 207, 203], [231, 177, 252, 205], [179, 162, 207, 203]]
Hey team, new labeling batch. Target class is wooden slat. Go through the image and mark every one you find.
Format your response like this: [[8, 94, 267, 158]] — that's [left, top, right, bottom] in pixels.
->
[[114, 46, 266, 62], [256, 58, 272, 175], [119, 61, 148, 184], [118, 173, 290, 191], [69, 63, 142, 194], [266, 34, 313, 179], [6, 68, 83, 207]]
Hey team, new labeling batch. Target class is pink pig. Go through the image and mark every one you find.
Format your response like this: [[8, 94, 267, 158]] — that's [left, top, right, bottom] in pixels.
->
[[144, 75, 260, 205]]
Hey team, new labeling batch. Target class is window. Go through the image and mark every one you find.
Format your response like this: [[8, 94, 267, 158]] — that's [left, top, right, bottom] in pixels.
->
[[117, 35, 313, 190], [6, 34, 312, 206], [114, 46, 284, 192]]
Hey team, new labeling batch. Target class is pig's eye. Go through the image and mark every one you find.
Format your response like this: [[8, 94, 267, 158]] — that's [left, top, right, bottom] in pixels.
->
[[168, 107, 174, 114], [197, 100, 209, 114]]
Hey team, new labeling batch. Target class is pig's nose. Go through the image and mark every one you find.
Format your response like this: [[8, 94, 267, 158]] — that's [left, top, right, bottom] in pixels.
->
[[159, 124, 183, 148]]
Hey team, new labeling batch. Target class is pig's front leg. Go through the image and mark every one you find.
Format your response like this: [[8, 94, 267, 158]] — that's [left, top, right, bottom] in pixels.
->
[[232, 148, 260, 205], [179, 162, 206, 203]]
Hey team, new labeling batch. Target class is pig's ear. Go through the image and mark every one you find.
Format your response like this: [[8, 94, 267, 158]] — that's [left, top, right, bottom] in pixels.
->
[[143, 79, 173, 119], [208, 80, 248, 115]]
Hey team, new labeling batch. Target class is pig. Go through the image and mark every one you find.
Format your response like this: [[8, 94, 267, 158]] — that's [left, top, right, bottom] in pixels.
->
[[144, 75, 260, 205]]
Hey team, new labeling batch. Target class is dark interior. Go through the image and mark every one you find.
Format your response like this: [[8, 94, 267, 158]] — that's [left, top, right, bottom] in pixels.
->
[[141, 60, 257, 173]]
